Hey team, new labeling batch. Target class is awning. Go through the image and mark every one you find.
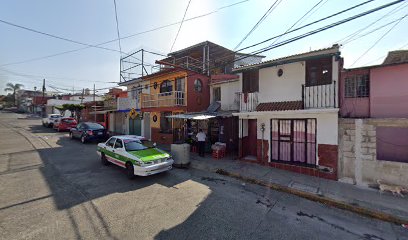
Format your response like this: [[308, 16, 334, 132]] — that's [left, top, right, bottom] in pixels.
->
[[166, 112, 215, 120], [166, 110, 237, 120]]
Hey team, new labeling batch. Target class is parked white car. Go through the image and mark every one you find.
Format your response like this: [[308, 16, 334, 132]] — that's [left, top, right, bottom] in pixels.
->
[[42, 114, 61, 127], [97, 135, 174, 179]]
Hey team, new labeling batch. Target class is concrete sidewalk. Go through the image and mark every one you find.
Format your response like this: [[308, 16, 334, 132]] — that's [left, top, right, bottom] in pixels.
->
[[188, 154, 408, 224]]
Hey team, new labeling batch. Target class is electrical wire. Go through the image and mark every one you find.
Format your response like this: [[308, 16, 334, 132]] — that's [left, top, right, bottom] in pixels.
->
[[0, 0, 249, 67], [350, 15, 406, 67], [268, 0, 324, 48], [113, 0, 122, 53], [233, 0, 282, 50], [362, 40, 408, 65], [342, 15, 407, 45], [337, 1, 408, 44], [170, 0, 192, 52]]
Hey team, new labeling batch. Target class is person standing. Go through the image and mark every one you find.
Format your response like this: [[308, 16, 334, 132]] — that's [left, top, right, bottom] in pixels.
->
[[196, 129, 206, 157]]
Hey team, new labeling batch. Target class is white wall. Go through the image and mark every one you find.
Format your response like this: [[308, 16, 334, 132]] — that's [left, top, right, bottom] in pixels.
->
[[69, 96, 103, 102], [238, 110, 338, 163], [210, 80, 240, 111], [258, 62, 305, 103], [236, 56, 340, 105]]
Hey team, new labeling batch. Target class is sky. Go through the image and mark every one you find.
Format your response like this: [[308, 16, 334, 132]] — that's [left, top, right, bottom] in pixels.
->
[[0, 0, 407, 95]]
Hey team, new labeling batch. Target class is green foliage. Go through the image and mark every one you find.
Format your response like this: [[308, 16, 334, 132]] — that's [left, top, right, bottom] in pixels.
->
[[3, 83, 24, 106], [55, 104, 85, 121]]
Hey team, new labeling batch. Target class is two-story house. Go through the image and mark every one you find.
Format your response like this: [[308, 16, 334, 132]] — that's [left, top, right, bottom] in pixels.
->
[[232, 44, 341, 180], [338, 50, 408, 187]]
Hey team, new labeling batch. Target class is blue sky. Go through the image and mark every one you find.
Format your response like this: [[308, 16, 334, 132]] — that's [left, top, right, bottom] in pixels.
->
[[0, 0, 407, 95]]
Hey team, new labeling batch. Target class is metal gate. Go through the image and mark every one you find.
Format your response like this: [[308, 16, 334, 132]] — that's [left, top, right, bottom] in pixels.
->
[[129, 118, 141, 136], [270, 119, 316, 166]]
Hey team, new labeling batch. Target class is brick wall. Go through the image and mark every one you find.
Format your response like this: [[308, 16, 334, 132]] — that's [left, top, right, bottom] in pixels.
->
[[318, 144, 338, 180], [338, 118, 408, 187], [151, 127, 173, 145]]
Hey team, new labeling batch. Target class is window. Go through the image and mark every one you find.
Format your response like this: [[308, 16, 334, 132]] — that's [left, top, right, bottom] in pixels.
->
[[160, 80, 172, 93], [306, 57, 332, 86], [160, 112, 173, 133], [106, 137, 116, 147], [131, 86, 137, 99], [175, 77, 185, 92], [345, 75, 369, 98], [213, 87, 221, 102], [242, 69, 259, 93], [194, 79, 203, 92], [114, 139, 123, 148]]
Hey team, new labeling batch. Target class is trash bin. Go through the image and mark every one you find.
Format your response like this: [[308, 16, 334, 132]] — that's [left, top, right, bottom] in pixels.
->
[[171, 143, 191, 168]]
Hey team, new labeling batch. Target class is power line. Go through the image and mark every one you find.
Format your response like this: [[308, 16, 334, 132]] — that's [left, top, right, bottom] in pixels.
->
[[0, 0, 249, 67], [170, 0, 192, 52], [268, 0, 324, 48], [0, 18, 123, 55], [342, 15, 407, 45], [235, 0, 377, 54], [233, 0, 282, 50], [362, 40, 408, 65], [337, 1, 408, 44], [350, 14, 406, 67], [113, 0, 122, 53], [246, 0, 404, 58]]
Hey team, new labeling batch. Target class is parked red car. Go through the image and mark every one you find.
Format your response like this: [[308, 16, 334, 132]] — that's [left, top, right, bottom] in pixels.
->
[[56, 117, 77, 132]]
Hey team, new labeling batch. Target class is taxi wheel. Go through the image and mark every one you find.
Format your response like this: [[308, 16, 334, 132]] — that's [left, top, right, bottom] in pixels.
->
[[101, 153, 110, 166], [126, 162, 135, 179], [81, 135, 87, 144]]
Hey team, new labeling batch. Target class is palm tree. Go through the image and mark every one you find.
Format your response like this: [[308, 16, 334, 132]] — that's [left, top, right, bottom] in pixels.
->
[[4, 83, 24, 106]]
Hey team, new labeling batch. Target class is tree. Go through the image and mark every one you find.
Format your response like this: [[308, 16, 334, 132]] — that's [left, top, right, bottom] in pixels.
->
[[4, 83, 24, 106]]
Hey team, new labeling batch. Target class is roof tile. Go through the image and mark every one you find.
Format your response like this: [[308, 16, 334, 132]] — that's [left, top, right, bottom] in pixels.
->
[[256, 101, 304, 112]]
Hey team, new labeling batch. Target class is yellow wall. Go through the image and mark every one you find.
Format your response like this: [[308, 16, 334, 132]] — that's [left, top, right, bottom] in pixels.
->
[[149, 110, 184, 129], [148, 71, 187, 95]]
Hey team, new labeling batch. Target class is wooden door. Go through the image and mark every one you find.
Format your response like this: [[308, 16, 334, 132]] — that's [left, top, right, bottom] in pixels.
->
[[247, 119, 257, 156]]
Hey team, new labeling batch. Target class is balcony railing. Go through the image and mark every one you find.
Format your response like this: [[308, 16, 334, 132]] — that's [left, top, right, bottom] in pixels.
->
[[117, 97, 139, 111], [103, 99, 117, 111], [302, 81, 337, 109], [142, 91, 186, 108], [237, 92, 258, 112]]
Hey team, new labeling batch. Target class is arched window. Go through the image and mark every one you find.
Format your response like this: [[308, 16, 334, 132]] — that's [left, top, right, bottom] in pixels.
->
[[160, 80, 172, 93], [194, 79, 202, 92]]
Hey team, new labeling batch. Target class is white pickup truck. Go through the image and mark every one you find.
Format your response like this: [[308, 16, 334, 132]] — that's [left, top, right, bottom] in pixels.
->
[[42, 114, 61, 127]]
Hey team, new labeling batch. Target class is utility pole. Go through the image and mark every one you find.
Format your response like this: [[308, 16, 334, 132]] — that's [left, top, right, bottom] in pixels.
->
[[93, 84, 96, 122], [80, 88, 84, 104], [42, 79, 45, 116]]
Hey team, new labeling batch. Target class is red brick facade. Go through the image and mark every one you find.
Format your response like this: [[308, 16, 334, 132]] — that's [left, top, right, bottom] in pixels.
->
[[151, 127, 173, 145], [239, 139, 339, 181]]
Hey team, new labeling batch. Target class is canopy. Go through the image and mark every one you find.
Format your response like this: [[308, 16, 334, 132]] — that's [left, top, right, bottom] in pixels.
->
[[166, 111, 236, 120]]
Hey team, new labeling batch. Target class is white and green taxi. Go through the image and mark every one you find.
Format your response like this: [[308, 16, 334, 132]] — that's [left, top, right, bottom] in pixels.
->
[[97, 135, 173, 178]]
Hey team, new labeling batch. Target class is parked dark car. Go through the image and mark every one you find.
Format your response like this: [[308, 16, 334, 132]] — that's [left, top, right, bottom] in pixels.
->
[[70, 122, 108, 143]]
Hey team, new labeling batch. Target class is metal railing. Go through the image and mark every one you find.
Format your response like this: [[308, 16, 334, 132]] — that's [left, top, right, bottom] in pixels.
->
[[142, 91, 186, 108], [237, 92, 258, 112], [103, 99, 117, 110], [117, 97, 139, 111], [302, 81, 337, 109]]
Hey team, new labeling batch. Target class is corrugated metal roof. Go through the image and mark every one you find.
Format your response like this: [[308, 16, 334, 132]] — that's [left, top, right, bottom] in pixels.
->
[[233, 44, 340, 72]]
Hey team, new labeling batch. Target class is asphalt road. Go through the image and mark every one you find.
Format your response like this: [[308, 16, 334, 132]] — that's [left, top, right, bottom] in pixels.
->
[[0, 111, 407, 240]]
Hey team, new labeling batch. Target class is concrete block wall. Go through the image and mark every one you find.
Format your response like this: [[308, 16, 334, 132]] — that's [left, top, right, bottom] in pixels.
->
[[338, 118, 408, 187]]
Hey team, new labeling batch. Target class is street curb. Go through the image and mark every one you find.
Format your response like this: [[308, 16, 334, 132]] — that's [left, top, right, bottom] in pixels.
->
[[213, 168, 408, 225]]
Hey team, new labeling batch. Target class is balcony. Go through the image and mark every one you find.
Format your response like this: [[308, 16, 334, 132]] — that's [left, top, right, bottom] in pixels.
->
[[103, 99, 117, 111], [302, 81, 337, 109], [142, 91, 186, 108], [237, 92, 258, 112], [117, 97, 139, 111]]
